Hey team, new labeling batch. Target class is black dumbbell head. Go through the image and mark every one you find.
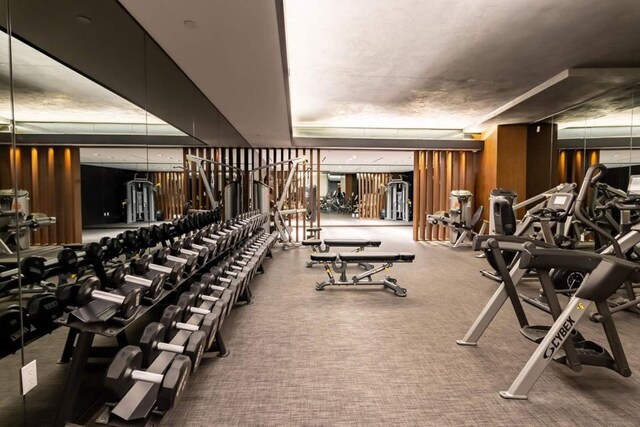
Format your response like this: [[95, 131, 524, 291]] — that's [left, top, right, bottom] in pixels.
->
[[105, 345, 143, 401], [201, 312, 218, 350], [160, 305, 183, 340], [176, 293, 197, 319], [131, 254, 151, 276], [156, 355, 191, 412], [185, 330, 206, 371], [27, 293, 61, 330], [139, 322, 166, 367]]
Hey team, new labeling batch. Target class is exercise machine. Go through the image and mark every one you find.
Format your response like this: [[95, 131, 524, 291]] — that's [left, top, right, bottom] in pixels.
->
[[0, 189, 56, 254], [385, 178, 410, 221], [126, 177, 156, 223], [427, 190, 485, 247]]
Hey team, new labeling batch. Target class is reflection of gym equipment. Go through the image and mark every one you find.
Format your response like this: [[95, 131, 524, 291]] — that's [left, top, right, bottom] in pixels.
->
[[126, 177, 156, 224], [0, 189, 56, 254], [385, 179, 409, 221], [224, 181, 242, 220], [250, 157, 308, 248], [427, 190, 485, 247]]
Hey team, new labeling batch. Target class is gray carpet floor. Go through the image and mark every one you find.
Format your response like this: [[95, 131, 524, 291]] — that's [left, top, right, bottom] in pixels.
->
[[161, 226, 640, 426]]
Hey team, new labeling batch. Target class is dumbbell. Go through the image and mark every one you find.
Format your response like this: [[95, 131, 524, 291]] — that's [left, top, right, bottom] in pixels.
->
[[189, 282, 228, 322], [130, 253, 184, 286], [0, 305, 30, 354], [119, 272, 165, 301], [160, 305, 217, 347], [189, 231, 217, 257], [200, 271, 239, 311], [181, 236, 214, 262], [105, 346, 190, 411], [107, 263, 164, 301], [76, 276, 142, 320], [176, 292, 219, 321], [154, 247, 197, 274], [26, 292, 62, 330], [139, 322, 206, 370]]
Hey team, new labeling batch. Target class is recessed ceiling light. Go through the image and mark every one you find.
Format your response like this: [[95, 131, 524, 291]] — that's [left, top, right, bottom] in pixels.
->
[[76, 15, 92, 24], [183, 20, 197, 29], [93, 153, 99, 156]]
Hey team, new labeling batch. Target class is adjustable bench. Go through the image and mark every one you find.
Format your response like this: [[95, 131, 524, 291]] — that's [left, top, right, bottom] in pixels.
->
[[310, 251, 415, 297], [302, 239, 382, 268]]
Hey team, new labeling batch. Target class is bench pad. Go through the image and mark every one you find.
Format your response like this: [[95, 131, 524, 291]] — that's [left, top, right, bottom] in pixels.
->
[[324, 239, 381, 247], [339, 252, 415, 262], [302, 239, 323, 246], [310, 252, 338, 262]]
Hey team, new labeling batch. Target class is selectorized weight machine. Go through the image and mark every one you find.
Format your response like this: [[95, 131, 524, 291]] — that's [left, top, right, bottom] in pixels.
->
[[385, 178, 409, 221], [126, 177, 156, 224]]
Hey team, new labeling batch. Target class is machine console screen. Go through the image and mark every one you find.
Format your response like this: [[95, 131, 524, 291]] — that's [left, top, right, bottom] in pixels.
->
[[547, 193, 573, 210], [628, 175, 640, 196]]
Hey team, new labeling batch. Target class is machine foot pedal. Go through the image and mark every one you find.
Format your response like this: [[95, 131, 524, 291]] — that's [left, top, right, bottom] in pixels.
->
[[520, 325, 585, 344]]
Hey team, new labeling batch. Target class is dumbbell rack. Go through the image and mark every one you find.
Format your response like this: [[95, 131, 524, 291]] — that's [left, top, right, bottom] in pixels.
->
[[52, 239, 240, 427], [52, 213, 272, 426], [91, 231, 276, 426]]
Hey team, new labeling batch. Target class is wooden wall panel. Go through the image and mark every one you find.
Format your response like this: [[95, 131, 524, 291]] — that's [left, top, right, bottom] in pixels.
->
[[0, 146, 82, 245], [557, 149, 599, 184], [356, 173, 390, 219], [412, 150, 479, 241]]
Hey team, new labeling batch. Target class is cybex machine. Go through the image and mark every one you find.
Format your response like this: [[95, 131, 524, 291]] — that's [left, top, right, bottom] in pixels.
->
[[126, 177, 156, 223], [385, 179, 410, 221], [426, 190, 485, 247]]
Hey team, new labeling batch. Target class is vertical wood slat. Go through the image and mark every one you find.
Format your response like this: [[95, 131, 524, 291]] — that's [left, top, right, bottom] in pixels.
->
[[412, 149, 479, 241], [0, 146, 82, 245]]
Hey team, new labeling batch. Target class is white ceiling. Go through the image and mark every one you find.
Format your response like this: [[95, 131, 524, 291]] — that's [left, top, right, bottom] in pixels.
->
[[321, 149, 413, 173], [284, 0, 640, 132], [119, 0, 291, 147], [121, 0, 640, 147], [80, 147, 183, 171], [0, 31, 177, 130]]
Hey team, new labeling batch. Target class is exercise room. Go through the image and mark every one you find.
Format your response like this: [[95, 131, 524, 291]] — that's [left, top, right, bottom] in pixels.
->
[[1, 1, 640, 426]]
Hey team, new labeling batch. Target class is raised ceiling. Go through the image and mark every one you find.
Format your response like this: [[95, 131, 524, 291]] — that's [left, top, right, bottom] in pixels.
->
[[121, 0, 640, 147], [285, 0, 640, 133]]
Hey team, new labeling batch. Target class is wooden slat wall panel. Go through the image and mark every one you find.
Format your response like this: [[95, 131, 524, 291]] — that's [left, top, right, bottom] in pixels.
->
[[0, 146, 82, 245], [557, 149, 599, 185], [356, 173, 390, 219], [412, 150, 479, 241]]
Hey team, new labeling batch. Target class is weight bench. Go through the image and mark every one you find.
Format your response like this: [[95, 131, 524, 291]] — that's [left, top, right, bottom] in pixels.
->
[[302, 239, 382, 268], [311, 252, 414, 297]]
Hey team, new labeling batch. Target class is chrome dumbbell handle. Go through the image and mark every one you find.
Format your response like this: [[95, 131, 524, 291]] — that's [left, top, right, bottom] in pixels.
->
[[92, 290, 126, 304], [167, 254, 187, 264], [150, 263, 172, 274], [180, 248, 199, 257], [176, 322, 198, 332], [157, 342, 184, 353], [189, 306, 210, 315], [125, 274, 153, 287], [131, 370, 164, 384]]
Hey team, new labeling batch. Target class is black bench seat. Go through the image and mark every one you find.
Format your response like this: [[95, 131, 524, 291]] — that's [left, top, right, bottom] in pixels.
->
[[310, 252, 414, 263]]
